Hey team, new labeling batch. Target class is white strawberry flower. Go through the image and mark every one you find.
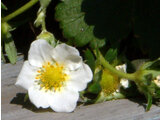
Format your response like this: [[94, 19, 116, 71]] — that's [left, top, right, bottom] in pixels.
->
[[116, 64, 129, 89], [16, 39, 93, 112]]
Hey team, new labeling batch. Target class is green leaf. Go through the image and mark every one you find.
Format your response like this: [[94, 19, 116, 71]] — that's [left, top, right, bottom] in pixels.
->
[[87, 70, 102, 94], [55, 0, 160, 58], [55, 0, 107, 47], [146, 93, 152, 111], [84, 49, 95, 71], [1, 2, 7, 10], [2, 22, 17, 64], [89, 39, 106, 49], [88, 82, 101, 94], [4, 39, 17, 64], [105, 48, 117, 63]]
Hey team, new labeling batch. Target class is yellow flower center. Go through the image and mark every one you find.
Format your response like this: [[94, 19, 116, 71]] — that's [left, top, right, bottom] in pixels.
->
[[100, 69, 119, 95], [35, 62, 69, 92]]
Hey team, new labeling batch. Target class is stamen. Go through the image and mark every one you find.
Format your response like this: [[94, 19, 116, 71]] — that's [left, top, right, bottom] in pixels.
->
[[35, 62, 69, 92]]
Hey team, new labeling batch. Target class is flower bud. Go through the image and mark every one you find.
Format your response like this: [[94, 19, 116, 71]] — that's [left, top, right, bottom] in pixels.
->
[[34, 11, 45, 27], [37, 31, 56, 47]]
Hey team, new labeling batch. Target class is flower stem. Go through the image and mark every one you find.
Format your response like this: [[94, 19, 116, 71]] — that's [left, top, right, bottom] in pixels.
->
[[2, 0, 39, 22], [95, 50, 136, 81], [41, 9, 47, 31]]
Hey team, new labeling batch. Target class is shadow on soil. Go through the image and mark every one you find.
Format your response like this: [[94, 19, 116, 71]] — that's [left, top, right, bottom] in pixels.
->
[[10, 93, 53, 113]]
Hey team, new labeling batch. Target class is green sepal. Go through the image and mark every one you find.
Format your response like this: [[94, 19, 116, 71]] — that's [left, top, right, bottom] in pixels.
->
[[39, 0, 51, 9], [87, 82, 101, 94], [95, 91, 125, 103], [145, 93, 152, 111], [24, 93, 29, 102], [1, 22, 17, 64], [84, 49, 95, 71], [140, 58, 160, 70], [105, 48, 117, 63], [37, 30, 56, 47], [1, 2, 7, 10], [87, 69, 102, 94]]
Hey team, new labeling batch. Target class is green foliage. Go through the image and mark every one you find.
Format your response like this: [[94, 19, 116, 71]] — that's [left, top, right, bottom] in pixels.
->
[[2, 0, 160, 112], [95, 92, 125, 103], [84, 49, 95, 71], [1, 22, 17, 64], [133, 58, 160, 110], [1, 2, 7, 10], [39, 0, 51, 8], [55, 0, 160, 58], [105, 48, 117, 63], [146, 93, 152, 111], [87, 70, 102, 94], [55, 0, 105, 47]]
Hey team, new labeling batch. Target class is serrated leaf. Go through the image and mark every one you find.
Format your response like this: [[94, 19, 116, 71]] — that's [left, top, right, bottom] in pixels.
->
[[105, 48, 117, 63], [55, 0, 107, 47], [55, 0, 160, 59], [84, 49, 95, 71]]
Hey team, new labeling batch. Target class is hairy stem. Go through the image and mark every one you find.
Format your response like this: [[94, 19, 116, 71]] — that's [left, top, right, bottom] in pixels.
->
[[95, 50, 137, 81], [2, 0, 39, 22]]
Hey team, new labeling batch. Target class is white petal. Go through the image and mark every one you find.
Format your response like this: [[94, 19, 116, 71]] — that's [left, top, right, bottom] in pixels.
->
[[52, 44, 82, 70], [28, 86, 52, 108], [67, 63, 93, 91], [116, 64, 129, 88], [15, 61, 37, 90], [49, 88, 79, 112], [120, 79, 129, 88], [115, 64, 127, 73], [28, 39, 53, 67]]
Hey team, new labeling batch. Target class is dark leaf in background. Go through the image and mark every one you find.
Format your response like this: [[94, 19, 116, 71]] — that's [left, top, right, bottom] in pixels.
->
[[55, 0, 105, 47], [82, 0, 132, 45], [133, 0, 160, 59], [55, 0, 160, 58]]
